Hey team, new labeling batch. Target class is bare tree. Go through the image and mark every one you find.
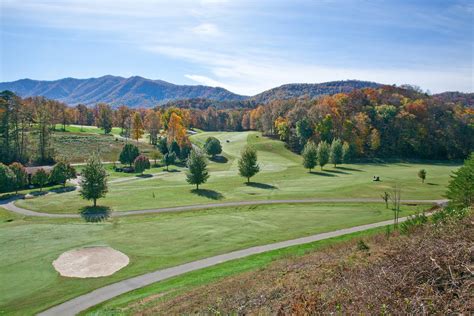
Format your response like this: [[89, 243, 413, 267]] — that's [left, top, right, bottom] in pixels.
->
[[390, 184, 401, 228]]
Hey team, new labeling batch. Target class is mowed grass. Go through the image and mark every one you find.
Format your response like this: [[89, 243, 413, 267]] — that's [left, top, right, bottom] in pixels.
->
[[53, 124, 122, 136], [18, 131, 460, 214], [0, 202, 425, 314]]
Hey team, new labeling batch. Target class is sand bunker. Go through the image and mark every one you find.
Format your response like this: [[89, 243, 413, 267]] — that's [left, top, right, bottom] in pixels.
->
[[53, 246, 129, 278]]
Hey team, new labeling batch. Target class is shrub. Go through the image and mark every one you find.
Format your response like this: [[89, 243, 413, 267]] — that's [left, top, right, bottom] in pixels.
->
[[9, 162, 28, 193], [0, 163, 15, 193], [134, 155, 151, 175]]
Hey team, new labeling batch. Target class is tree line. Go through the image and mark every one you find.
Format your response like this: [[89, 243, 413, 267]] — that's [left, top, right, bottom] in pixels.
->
[[1, 85, 472, 167]]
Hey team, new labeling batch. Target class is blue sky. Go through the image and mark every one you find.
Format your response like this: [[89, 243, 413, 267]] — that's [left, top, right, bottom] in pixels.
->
[[1, 0, 472, 95]]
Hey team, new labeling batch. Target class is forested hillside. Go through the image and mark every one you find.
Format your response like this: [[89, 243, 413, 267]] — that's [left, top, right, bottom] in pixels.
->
[[1, 85, 472, 165], [0, 76, 246, 107]]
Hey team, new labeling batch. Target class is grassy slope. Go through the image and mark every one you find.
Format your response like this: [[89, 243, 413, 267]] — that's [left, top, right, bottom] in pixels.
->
[[18, 131, 459, 214], [83, 226, 387, 315], [0, 203, 424, 314]]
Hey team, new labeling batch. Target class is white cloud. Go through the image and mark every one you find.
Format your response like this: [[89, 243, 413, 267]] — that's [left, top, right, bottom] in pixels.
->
[[191, 23, 221, 37]]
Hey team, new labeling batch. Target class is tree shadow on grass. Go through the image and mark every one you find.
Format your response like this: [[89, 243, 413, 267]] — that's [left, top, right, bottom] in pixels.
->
[[136, 174, 153, 178], [29, 191, 48, 197], [245, 182, 277, 190], [191, 189, 224, 200], [210, 156, 228, 164], [337, 166, 363, 172], [310, 171, 337, 177], [325, 169, 349, 175], [164, 169, 181, 173], [50, 186, 76, 194], [80, 206, 111, 222], [427, 182, 439, 186]]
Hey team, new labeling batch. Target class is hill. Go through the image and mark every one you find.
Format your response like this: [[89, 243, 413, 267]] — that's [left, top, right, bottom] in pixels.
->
[[432, 91, 474, 108], [0, 75, 246, 107], [250, 80, 381, 103]]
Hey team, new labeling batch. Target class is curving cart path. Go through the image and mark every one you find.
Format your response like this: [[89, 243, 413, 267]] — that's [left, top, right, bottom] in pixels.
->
[[38, 211, 437, 316]]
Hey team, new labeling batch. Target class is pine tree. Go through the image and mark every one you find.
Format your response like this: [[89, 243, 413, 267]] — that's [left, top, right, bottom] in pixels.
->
[[80, 153, 108, 207], [186, 149, 209, 190], [317, 141, 330, 170], [162, 152, 176, 171], [302, 141, 317, 172], [330, 139, 343, 167], [119, 144, 140, 167], [238, 146, 260, 183]]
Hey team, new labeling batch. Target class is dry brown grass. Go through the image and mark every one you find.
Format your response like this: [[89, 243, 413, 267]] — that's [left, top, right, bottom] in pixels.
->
[[133, 214, 473, 315]]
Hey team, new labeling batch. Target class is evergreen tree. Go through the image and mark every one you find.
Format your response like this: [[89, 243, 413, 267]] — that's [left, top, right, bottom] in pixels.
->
[[119, 143, 140, 167], [446, 154, 473, 209], [134, 155, 150, 175], [162, 152, 176, 171], [9, 162, 28, 193], [157, 137, 169, 155], [330, 139, 343, 167], [186, 149, 209, 190], [238, 146, 260, 183], [32, 168, 49, 192], [204, 137, 222, 158], [302, 141, 317, 172], [296, 118, 313, 146], [80, 153, 108, 207], [342, 141, 352, 164], [169, 140, 181, 157], [0, 163, 14, 193], [317, 141, 330, 170]]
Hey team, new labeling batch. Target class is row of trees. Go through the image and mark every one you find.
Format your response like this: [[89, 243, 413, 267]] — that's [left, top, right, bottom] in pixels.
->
[[301, 139, 350, 172], [0, 160, 76, 193]]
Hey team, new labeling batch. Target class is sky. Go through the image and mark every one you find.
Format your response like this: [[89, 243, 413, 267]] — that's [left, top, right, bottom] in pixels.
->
[[0, 0, 473, 95]]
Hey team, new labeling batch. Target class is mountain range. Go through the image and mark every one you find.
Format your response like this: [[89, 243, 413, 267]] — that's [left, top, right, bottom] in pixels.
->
[[0, 76, 386, 108]]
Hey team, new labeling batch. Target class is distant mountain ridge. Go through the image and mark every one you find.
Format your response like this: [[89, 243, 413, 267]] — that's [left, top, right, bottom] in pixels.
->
[[5, 76, 469, 108], [0, 75, 246, 107], [249, 80, 381, 103]]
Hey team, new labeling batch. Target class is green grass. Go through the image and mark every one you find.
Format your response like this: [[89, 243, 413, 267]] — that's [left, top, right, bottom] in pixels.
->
[[18, 131, 460, 214], [83, 226, 387, 315], [53, 124, 122, 136], [0, 202, 424, 314]]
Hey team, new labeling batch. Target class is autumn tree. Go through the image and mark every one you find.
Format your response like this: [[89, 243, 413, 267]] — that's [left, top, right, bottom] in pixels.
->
[[119, 144, 139, 167], [274, 117, 290, 141], [9, 162, 28, 193], [134, 155, 150, 175], [330, 139, 343, 167], [116, 105, 130, 136], [145, 110, 161, 145], [370, 128, 381, 152], [32, 168, 49, 192], [342, 141, 352, 163], [76, 104, 88, 131], [418, 169, 427, 183], [80, 153, 108, 207], [302, 141, 317, 172], [238, 146, 260, 183], [96, 103, 113, 134], [131, 112, 144, 143], [317, 141, 330, 170], [186, 149, 209, 190]]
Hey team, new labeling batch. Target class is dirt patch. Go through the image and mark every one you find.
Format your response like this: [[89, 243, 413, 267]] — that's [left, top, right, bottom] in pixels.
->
[[53, 246, 129, 278]]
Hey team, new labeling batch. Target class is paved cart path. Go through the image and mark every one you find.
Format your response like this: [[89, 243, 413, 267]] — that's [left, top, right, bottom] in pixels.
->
[[1, 197, 446, 218], [38, 212, 435, 316]]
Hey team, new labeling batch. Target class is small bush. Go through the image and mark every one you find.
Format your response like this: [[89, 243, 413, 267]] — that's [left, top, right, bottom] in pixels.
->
[[399, 212, 428, 235], [356, 240, 370, 251]]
